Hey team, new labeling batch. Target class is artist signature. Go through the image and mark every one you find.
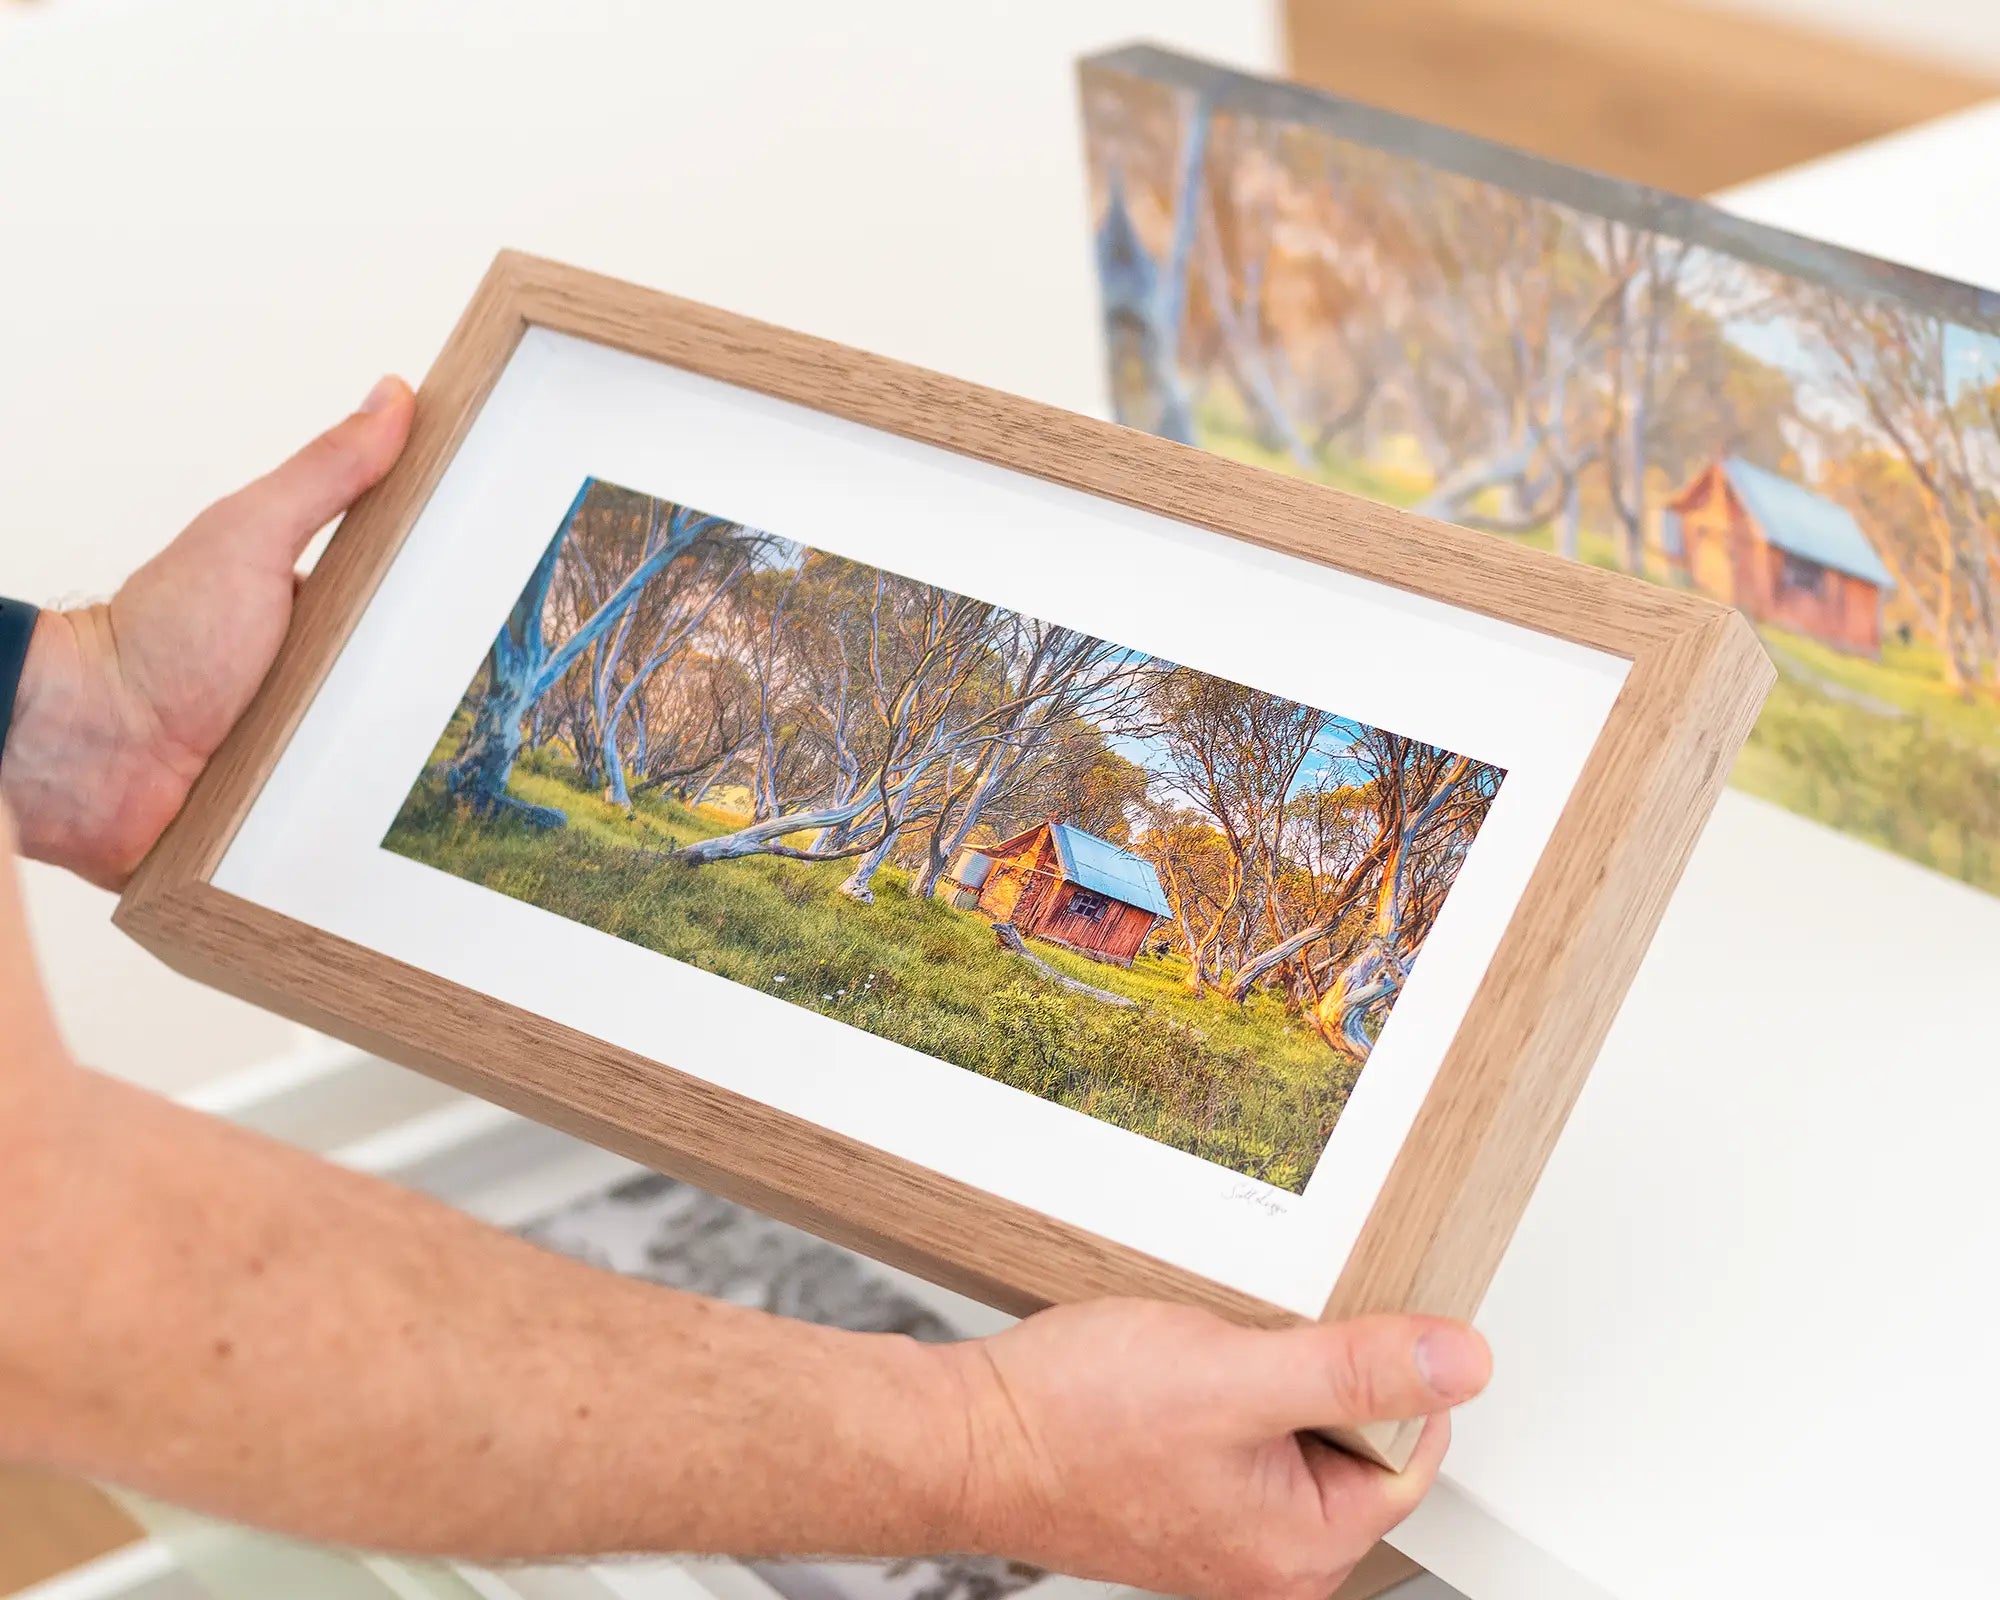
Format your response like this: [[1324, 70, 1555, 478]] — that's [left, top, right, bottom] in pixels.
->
[[1223, 1180, 1289, 1217]]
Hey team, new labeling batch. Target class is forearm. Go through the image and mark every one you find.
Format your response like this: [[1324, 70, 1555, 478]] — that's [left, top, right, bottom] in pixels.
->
[[0, 1061, 983, 1560]]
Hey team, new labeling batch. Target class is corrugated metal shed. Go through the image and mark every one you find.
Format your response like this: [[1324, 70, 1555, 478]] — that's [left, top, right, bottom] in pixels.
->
[[1723, 456, 1895, 589], [951, 848, 994, 889], [1048, 823, 1171, 918]]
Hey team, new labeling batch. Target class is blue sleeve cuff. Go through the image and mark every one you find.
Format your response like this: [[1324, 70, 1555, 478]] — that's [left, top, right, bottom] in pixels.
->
[[0, 597, 43, 774]]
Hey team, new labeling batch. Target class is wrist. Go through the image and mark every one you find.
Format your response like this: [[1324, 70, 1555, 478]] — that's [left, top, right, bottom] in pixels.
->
[[729, 1321, 1016, 1561], [1, 606, 184, 887], [919, 1336, 1053, 1563], [606, 1303, 1004, 1563], [3, 608, 99, 871], [812, 1327, 995, 1558]]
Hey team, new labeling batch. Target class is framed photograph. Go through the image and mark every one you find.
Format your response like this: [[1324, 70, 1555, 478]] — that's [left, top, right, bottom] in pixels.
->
[[1080, 43, 2000, 899], [115, 252, 1768, 1467]]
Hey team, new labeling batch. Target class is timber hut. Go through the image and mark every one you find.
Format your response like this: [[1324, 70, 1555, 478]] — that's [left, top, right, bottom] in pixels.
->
[[1662, 457, 1894, 656], [949, 819, 1170, 969]]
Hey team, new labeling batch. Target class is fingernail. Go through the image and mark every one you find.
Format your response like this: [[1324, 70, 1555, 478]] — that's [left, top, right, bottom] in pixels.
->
[[1415, 1328, 1489, 1402], [359, 376, 401, 415]]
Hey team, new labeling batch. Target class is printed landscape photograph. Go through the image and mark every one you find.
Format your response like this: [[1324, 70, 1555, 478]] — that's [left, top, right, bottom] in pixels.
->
[[1082, 55, 2000, 895], [385, 478, 1504, 1193]]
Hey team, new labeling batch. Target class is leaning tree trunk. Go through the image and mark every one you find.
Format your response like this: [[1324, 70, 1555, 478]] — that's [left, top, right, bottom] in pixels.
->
[[910, 840, 953, 901], [839, 759, 934, 902], [1315, 944, 1400, 1059], [591, 607, 637, 809], [445, 487, 730, 824], [808, 762, 864, 854], [687, 756, 736, 811], [673, 793, 879, 865], [447, 683, 528, 804], [602, 706, 633, 810], [1181, 930, 1224, 995], [1224, 917, 1335, 1003], [1098, 99, 1209, 446], [1414, 440, 1536, 522], [909, 798, 970, 901], [1308, 759, 1470, 1056], [1558, 473, 1584, 564], [838, 830, 899, 903], [444, 485, 588, 817], [910, 761, 1006, 900], [1314, 821, 1408, 1056], [443, 656, 567, 830], [1199, 205, 1315, 474], [1225, 829, 1393, 1004], [1153, 97, 1209, 444]]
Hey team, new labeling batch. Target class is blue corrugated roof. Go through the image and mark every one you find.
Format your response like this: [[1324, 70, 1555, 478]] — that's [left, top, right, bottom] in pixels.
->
[[1722, 457, 1895, 590], [1049, 824, 1170, 918]]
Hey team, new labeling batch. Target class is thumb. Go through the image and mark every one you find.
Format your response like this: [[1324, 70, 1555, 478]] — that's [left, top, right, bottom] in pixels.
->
[[205, 376, 416, 569], [1240, 1315, 1491, 1436]]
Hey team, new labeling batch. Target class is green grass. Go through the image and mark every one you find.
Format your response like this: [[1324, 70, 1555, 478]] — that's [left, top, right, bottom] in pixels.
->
[[385, 754, 1356, 1192], [1194, 403, 1433, 510], [1195, 411, 1643, 581], [1763, 630, 2000, 748], [1732, 643, 2000, 890], [1479, 514, 1628, 575]]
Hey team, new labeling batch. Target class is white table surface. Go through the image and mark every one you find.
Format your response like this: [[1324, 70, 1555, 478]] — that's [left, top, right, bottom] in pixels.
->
[[4, 6, 1997, 1598]]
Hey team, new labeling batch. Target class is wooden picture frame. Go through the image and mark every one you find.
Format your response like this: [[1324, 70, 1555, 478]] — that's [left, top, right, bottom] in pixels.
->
[[115, 252, 1770, 1467]]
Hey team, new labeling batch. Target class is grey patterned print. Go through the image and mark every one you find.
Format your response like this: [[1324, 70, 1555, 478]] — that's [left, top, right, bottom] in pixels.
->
[[517, 1173, 1048, 1600]]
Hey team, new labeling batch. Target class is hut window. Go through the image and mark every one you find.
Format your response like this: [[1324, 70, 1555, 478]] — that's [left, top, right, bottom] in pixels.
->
[[1065, 887, 1110, 922], [1777, 551, 1826, 598]]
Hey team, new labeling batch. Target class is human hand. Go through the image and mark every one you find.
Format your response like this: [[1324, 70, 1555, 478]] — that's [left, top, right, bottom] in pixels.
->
[[3, 379, 415, 889], [945, 1298, 1488, 1600]]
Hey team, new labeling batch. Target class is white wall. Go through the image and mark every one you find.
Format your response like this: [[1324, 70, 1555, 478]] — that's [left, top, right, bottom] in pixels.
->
[[0, 0, 1280, 1091], [1711, 0, 2000, 69]]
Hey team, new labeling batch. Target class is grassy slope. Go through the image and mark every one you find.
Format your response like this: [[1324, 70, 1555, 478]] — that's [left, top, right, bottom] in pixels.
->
[[1197, 414, 2000, 893], [1735, 630, 2000, 888], [385, 742, 1356, 1193]]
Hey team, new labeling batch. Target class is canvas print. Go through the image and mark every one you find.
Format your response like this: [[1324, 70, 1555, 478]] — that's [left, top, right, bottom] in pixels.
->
[[386, 478, 1504, 1193], [1081, 46, 2000, 895]]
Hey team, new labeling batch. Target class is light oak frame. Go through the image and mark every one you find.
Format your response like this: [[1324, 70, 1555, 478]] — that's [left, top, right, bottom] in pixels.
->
[[116, 252, 1771, 1468]]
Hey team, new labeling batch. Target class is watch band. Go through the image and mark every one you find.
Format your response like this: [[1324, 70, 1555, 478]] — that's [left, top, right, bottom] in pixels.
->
[[0, 597, 42, 774]]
